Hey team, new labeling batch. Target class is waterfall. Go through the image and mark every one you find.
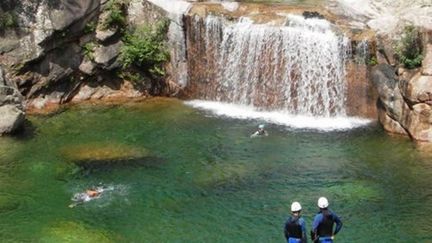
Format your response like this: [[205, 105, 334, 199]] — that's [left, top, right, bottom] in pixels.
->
[[188, 14, 351, 117], [148, 0, 191, 88]]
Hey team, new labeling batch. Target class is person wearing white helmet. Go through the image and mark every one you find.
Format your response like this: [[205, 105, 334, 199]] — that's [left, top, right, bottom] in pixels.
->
[[250, 124, 268, 138], [311, 197, 343, 243], [284, 201, 307, 243]]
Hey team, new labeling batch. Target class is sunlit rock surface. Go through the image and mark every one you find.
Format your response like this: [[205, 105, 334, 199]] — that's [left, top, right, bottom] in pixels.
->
[[331, 0, 432, 35], [373, 64, 432, 142], [0, 67, 25, 135]]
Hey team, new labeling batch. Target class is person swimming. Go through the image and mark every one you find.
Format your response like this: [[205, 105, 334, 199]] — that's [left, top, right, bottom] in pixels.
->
[[69, 186, 104, 208], [250, 124, 269, 138]]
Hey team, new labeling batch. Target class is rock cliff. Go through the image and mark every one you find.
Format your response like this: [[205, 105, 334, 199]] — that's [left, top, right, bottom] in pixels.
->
[[0, 0, 171, 116]]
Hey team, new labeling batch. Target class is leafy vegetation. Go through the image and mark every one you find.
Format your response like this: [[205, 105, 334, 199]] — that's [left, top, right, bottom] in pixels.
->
[[0, 11, 18, 30], [118, 71, 144, 84], [395, 25, 423, 69], [102, 0, 128, 30], [83, 42, 96, 60], [84, 21, 97, 34], [119, 20, 170, 78], [367, 56, 378, 66]]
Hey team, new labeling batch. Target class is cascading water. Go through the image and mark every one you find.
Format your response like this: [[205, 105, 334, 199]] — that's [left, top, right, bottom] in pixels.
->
[[188, 14, 351, 117], [148, 0, 191, 88], [184, 10, 372, 130]]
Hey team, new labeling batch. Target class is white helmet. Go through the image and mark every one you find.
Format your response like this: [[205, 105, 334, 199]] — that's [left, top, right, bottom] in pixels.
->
[[258, 124, 265, 129], [318, 197, 329, 209], [291, 201, 302, 212]]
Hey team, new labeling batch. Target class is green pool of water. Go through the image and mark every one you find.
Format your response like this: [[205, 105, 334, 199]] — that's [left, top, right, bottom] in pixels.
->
[[1, 98, 431, 242]]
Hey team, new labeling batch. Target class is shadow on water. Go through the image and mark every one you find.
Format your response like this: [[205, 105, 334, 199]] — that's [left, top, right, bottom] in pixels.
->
[[9, 120, 37, 140]]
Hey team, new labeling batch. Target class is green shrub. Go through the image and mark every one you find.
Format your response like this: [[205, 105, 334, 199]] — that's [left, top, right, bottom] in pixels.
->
[[83, 42, 96, 60], [395, 25, 423, 69], [119, 20, 170, 77], [84, 21, 97, 34], [368, 56, 378, 66], [103, 0, 128, 30], [0, 11, 18, 30]]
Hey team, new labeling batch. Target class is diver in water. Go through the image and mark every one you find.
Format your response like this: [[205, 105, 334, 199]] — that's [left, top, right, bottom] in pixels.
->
[[250, 124, 269, 138], [311, 197, 343, 243], [284, 201, 307, 243]]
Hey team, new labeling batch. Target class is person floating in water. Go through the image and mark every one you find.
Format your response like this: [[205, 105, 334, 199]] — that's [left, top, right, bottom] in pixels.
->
[[284, 201, 307, 243], [250, 124, 268, 138], [311, 197, 343, 243], [68, 185, 104, 208]]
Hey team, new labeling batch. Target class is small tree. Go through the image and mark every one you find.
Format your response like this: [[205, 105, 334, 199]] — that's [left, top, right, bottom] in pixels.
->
[[119, 20, 170, 77], [0, 11, 18, 30], [395, 25, 423, 69]]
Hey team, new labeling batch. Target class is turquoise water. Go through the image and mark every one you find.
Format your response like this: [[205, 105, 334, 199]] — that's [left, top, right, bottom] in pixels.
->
[[0, 98, 432, 242]]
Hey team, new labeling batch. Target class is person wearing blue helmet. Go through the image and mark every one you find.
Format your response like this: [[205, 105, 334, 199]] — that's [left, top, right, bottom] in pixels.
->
[[250, 124, 268, 138], [284, 201, 307, 243], [311, 197, 343, 243]]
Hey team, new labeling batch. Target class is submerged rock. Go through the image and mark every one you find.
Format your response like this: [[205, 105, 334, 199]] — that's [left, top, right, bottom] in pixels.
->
[[194, 162, 251, 187], [0, 195, 20, 213], [59, 143, 160, 169], [40, 221, 114, 243], [327, 182, 381, 202]]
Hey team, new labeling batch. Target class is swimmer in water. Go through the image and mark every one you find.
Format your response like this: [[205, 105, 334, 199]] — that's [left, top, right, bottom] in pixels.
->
[[69, 186, 104, 208], [250, 124, 269, 138]]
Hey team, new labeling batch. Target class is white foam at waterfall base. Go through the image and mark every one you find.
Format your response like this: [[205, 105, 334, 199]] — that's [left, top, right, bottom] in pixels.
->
[[185, 100, 372, 131]]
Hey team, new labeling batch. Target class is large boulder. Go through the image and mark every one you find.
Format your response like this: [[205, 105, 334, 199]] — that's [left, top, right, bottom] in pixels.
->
[[0, 76, 25, 135], [94, 41, 123, 70], [372, 63, 432, 142], [400, 74, 432, 104], [0, 104, 25, 135]]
